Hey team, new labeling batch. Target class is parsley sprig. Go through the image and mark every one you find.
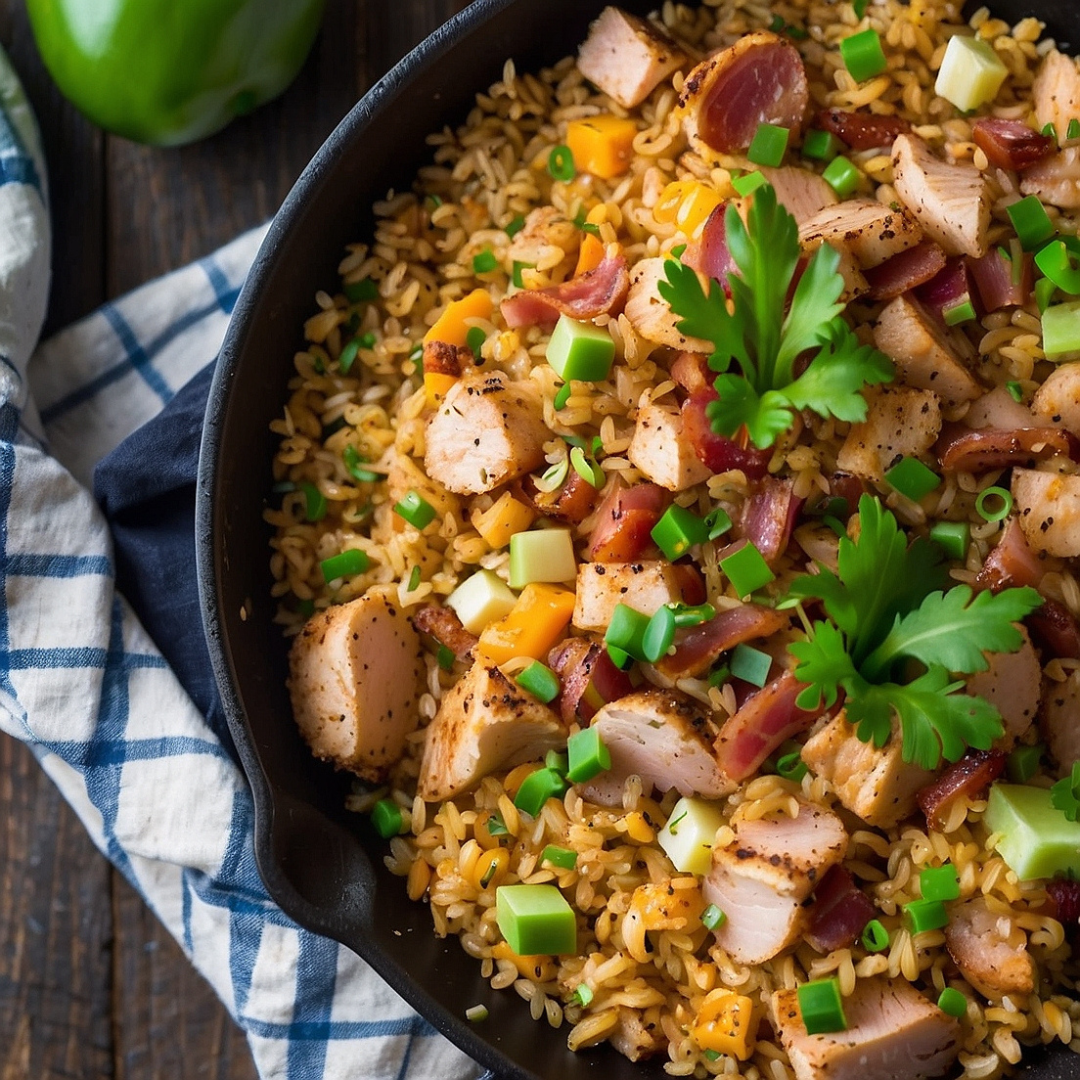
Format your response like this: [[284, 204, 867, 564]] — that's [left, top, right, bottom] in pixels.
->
[[1051, 762, 1080, 822], [658, 182, 894, 449], [787, 496, 1043, 770]]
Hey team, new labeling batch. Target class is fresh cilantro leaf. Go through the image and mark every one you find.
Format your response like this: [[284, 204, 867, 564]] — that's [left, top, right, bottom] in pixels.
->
[[790, 620, 858, 711], [776, 244, 845, 376], [707, 375, 791, 450], [1051, 762, 1080, 822]]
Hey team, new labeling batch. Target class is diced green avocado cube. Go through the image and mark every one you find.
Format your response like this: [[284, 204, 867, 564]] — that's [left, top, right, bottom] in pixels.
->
[[934, 35, 1008, 112], [508, 528, 576, 589], [985, 783, 1080, 881], [445, 568, 517, 634], [657, 796, 725, 876], [545, 314, 615, 382], [495, 884, 576, 955], [1042, 299, 1080, 359]]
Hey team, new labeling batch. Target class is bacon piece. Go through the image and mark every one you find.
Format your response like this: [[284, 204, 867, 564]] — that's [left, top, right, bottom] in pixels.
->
[[1045, 878, 1080, 930], [527, 468, 599, 525], [738, 477, 803, 564], [806, 865, 877, 954], [411, 604, 478, 660], [588, 481, 668, 562], [714, 670, 825, 782], [863, 240, 947, 301], [549, 638, 634, 724], [422, 338, 469, 376], [654, 603, 787, 680], [971, 116, 1056, 171], [914, 257, 975, 325], [499, 254, 630, 331], [670, 563, 707, 606], [681, 390, 771, 479], [817, 107, 912, 150], [1027, 597, 1080, 660], [680, 30, 808, 155], [967, 246, 1034, 312], [936, 423, 1080, 473], [916, 748, 1006, 832], [682, 203, 736, 295], [976, 517, 1047, 592]]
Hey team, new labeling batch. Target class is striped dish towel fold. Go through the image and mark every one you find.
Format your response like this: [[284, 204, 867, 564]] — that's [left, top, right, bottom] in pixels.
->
[[0, 44, 486, 1080]]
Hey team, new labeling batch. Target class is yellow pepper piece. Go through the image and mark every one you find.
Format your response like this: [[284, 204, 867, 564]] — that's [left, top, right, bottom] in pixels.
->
[[477, 582, 576, 665], [472, 492, 536, 549], [691, 989, 755, 1060], [653, 179, 723, 239], [423, 370, 458, 407], [575, 231, 606, 277], [492, 941, 557, 982], [623, 810, 655, 845], [423, 287, 493, 347], [566, 115, 637, 179]]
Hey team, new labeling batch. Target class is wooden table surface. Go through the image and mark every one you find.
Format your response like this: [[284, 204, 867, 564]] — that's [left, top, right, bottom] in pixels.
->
[[0, 2, 469, 1076]]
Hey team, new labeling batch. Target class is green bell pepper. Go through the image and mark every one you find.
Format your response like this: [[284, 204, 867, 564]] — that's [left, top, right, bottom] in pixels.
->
[[26, 0, 326, 147]]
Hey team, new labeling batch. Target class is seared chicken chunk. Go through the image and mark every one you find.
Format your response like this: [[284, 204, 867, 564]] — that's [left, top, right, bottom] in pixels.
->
[[704, 797, 847, 965], [627, 403, 711, 490], [836, 385, 942, 481], [892, 134, 989, 258], [577, 6, 686, 110], [417, 660, 566, 802], [288, 592, 424, 781], [761, 165, 838, 227], [944, 897, 1035, 999], [624, 257, 711, 350], [1012, 467, 1080, 557], [965, 628, 1040, 746], [573, 559, 688, 632], [1033, 361, 1080, 434], [1039, 668, 1080, 777], [424, 371, 548, 495], [799, 198, 923, 269], [1021, 145, 1080, 209], [772, 976, 960, 1080], [1032, 48, 1080, 141]]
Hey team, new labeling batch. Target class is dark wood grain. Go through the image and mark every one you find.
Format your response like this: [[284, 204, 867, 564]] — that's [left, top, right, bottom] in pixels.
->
[[0, 2, 468, 1077]]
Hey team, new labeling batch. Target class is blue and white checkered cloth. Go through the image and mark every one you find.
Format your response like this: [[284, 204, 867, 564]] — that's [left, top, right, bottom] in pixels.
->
[[0, 46, 485, 1080]]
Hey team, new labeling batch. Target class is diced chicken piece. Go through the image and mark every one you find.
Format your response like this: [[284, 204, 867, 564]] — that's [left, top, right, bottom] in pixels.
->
[[760, 165, 838, 226], [1020, 146, 1080, 210], [944, 896, 1035, 1000], [772, 976, 960, 1080], [424, 371, 548, 495], [836, 385, 942, 482], [799, 198, 923, 269], [608, 1007, 662, 1061], [1033, 361, 1080, 435], [573, 560, 687, 632], [625, 256, 712, 350], [417, 660, 565, 801], [577, 6, 686, 110], [507, 205, 579, 280], [965, 628, 1039, 746], [627, 403, 712, 490], [1040, 668, 1080, 777], [892, 134, 990, 258], [801, 711, 933, 829], [964, 385, 1041, 431], [1012, 467, 1080, 557], [288, 592, 425, 781], [873, 294, 981, 408], [704, 798, 847, 964], [584, 689, 734, 802], [1032, 49, 1080, 141]]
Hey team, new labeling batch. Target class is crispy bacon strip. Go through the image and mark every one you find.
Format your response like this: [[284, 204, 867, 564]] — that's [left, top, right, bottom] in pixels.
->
[[1027, 597, 1080, 660], [681, 391, 771, 479], [971, 117, 1056, 171], [655, 603, 787, 680], [976, 517, 1047, 592], [806, 866, 877, 954], [683, 204, 737, 295], [411, 604, 478, 660], [936, 424, 1080, 473], [817, 107, 912, 150], [588, 481, 668, 562], [968, 247, 1034, 312], [738, 477, 803, 564], [422, 338, 469, 376], [863, 240, 947, 301], [526, 468, 599, 525], [549, 638, 635, 724], [499, 254, 629, 330], [916, 748, 1006, 832]]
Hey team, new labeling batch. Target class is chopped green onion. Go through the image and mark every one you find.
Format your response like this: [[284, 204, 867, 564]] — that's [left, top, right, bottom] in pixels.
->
[[707, 663, 731, 687], [903, 897, 948, 934], [371, 798, 404, 839], [786, 24, 808, 40], [321, 548, 369, 583], [572, 982, 594, 1007], [515, 661, 561, 704], [566, 725, 612, 784], [669, 602, 716, 628], [769, 13, 785, 31], [1036, 276, 1058, 314], [840, 28, 887, 82], [975, 485, 1012, 522], [512, 260, 535, 288], [394, 489, 437, 529], [553, 382, 572, 410], [296, 597, 316, 618], [426, 194, 443, 209], [466, 325, 487, 359], [605, 603, 651, 661], [545, 749, 568, 775], [436, 644, 456, 670], [465, 1004, 488, 1022], [701, 903, 727, 930], [730, 643, 772, 688], [541, 844, 578, 870], [1006, 380, 1024, 402], [702, 1049, 721, 1063], [1069, 119, 1080, 141], [942, 297, 977, 325], [472, 249, 498, 274], [651, 504, 709, 561], [920, 864, 960, 902], [720, 542, 776, 598], [486, 811, 510, 837], [514, 767, 568, 817], [300, 481, 327, 522], [505, 214, 526, 237], [884, 456, 941, 502], [1036, 237, 1080, 295], [1042, 297, 1080, 357], [937, 987, 967, 1018], [1007, 195, 1055, 251], [572, 208, 601, 236], [338, 336, 362, 374], [1006, 743, 1043, 783], [569, 446, 603, 488], [496, 883, 576, 955], [642, 605, 677, 663], [861, 919, 890, 952], [822, 155, 860, 197], [776, 744, 809, 782], [1043, 121, 1058, 140], [705, 507, 733, 540], [797, 978, 847, 1035], [344, 278, 378, 303], [343, 445, 384, 483], [548, 144, 576, 182], [747, 123, 790, 167], [508, 527, 576, 588], [607, 644, 631, 670], [731, 170, 768, 196], [929, 520, 969, 561], [853, 0, 868, 17], [546, 313, 615, 381], [801, 128, 842, 162]]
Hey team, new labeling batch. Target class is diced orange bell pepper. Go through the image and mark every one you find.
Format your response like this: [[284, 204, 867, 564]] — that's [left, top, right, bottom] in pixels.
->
[[423, 287, 493, 347], [491, 941, 556, 981], [423, 370, 458, 407], [574, 206, 610, 277], [690, 989, 755, 1060], [566, 115, 638, 179], [472, 492, 536, 549], [477, 582, 576, 665], [653, 179, 723, 239]]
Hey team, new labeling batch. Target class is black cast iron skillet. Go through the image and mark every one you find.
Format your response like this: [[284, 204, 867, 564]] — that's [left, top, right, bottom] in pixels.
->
[[196, 1, 1080, 1077]]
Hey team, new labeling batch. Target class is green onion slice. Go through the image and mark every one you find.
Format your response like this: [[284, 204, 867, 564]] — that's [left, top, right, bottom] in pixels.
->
[[975, 486, 1012, 522], [548, 144, 576, 181]]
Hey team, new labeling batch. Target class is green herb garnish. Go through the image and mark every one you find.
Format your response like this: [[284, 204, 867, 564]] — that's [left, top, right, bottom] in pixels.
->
[[658, 183, 893, 449], [787, 495, 1043, 770], [1051, 762, 1080, 822]]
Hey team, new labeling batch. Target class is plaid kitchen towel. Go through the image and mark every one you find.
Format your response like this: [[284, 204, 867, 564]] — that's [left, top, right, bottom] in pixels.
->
[[0, 45, 486, 1080]]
